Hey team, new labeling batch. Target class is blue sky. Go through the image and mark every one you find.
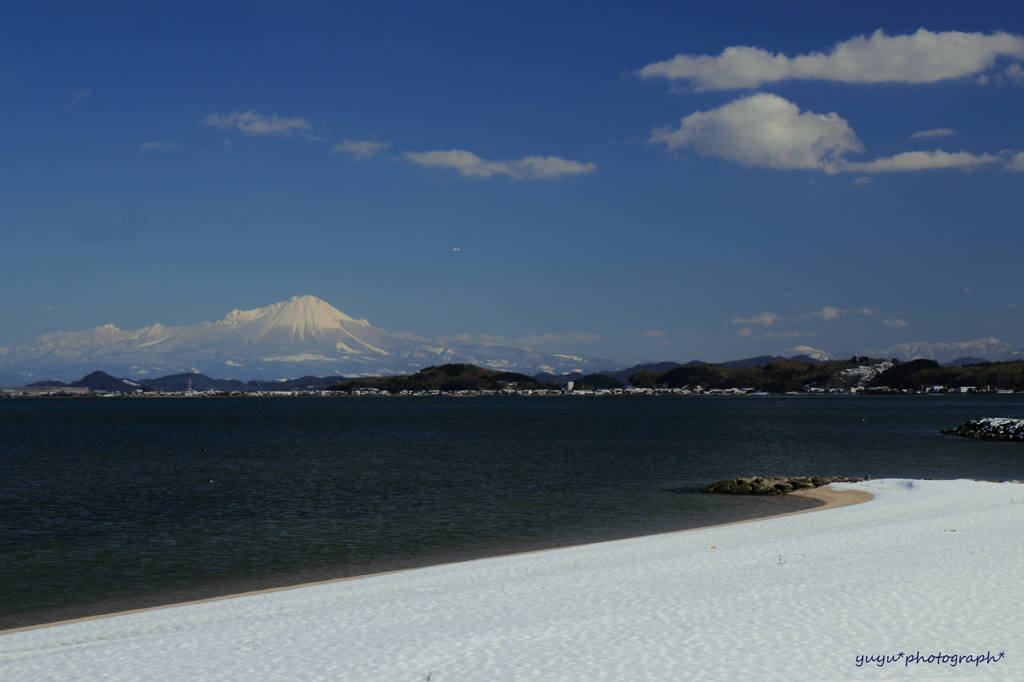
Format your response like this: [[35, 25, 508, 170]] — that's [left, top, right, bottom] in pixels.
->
[[2, 0, 1023, 363]]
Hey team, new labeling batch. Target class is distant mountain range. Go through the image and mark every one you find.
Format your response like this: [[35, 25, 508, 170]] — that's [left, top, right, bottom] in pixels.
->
[[782, 339, 1023, 365], [0, 296, 621, 384], [1, 295, 1019, 384]]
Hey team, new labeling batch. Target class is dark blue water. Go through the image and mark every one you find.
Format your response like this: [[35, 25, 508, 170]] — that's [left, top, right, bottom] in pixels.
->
[[2, 395, 1022, 630]]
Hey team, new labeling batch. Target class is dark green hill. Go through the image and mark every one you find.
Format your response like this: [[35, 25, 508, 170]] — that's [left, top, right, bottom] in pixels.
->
[[143, 373, 246, 392], [328, 364, 557, 392], [70, 371, 149, 393], [641, 358, 873, 392], [572, 373, 625, 390], [715, 355, 786, 369], [600, 362, 682, 383], [869, 359, 1024, 390], [247, 375, 348, 391]]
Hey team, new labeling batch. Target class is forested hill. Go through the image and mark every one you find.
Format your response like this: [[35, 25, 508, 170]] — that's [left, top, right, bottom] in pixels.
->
[[868, 360, 1024, 391], [326, 364, 558, 393], [628, 358, 874, 392]]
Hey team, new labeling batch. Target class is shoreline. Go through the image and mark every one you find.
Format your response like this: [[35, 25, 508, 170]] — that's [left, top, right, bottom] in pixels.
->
[[0, 486, 871, 637]]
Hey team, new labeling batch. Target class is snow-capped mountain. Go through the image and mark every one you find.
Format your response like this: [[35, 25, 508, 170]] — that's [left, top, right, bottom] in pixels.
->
[[780, 338, 1023, 365], [780, 346, 838, 362], [0, 296, 617, 382], [860, 338, 1023, 364]]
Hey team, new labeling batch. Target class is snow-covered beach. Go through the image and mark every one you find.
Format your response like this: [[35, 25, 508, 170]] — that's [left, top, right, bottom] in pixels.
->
[[1, 479, 1020, 681]]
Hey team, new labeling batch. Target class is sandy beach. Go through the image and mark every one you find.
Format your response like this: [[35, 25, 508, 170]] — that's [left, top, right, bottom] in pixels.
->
[[1, 479, 1019, 680]]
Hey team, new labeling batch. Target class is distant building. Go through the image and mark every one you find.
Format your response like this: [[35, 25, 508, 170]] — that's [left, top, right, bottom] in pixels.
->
[[1, 386, 92, 396]]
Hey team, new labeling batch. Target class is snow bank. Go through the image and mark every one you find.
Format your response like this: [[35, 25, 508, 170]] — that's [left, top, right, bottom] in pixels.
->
[[2, 479, 1021, 681]]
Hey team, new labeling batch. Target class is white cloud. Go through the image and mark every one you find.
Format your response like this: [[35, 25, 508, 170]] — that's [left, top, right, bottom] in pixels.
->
[[71, 89, 91, 106], [1005, 151, 1024, 171], [810, 306, 875, 321], [853, 176, 873, 185], [642, 330, 667, 337], [140, 141, 179, 150], [638, 29, 1024, 90], [200, 110, 313, 137], [731, 311, 780, 326], [884, 318, 909, 328], [514, 332, 601, 345], [842, 150, 1001, 173], [652, 94, 1006, 175], [332, 139, 391, 158], [818, 306, 843, 321], [649, 94, 863, 172], [514, 156, 597, 179], [402, 149, 596, 179], [734, 327, 753, 338], [910, 128, 959, 138], [757, 331, 816, 340], [438, 332, 602, 346]]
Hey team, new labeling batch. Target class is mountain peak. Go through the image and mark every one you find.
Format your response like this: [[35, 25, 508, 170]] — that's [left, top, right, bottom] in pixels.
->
[[217, 295, 366, 341], [781, 346, 837, 362]]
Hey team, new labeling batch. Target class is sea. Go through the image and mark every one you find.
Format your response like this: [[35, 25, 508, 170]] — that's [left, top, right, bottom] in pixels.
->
[[2, 394, 1023, 630]]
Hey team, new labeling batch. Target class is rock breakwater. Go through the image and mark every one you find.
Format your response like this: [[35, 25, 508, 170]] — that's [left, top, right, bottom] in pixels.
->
[[941, 418, 1024, 441], [698, 476, 866, 495]]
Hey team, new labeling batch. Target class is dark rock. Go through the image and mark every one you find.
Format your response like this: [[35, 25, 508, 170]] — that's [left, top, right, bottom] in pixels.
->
[[942, 418, 1024, 442], [697, 475, 866, 495]]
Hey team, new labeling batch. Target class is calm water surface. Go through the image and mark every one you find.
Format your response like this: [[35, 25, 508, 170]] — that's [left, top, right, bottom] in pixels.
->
[[2, 395, 1023, 629]]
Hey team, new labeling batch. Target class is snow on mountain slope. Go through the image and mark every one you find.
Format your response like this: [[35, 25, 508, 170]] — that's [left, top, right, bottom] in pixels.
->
[[781, 339, 1023, 364], [780, 346, 837, 362], [0, 296, 615, 382], [861, 338, 1023, 363]]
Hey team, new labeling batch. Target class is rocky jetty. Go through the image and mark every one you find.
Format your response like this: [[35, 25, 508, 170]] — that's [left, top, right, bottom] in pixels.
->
[[698, 476, 866, 495], [942, 418, 1024, 441]]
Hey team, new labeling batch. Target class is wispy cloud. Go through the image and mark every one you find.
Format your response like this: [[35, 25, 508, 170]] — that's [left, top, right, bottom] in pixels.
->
[[910, 128, 959, 139], [642, 330, 667, 337], [638, 29, 1024, 90], [884, 318, 909, 328], [810, 306, 875, 321], [402, 149, 596, 180], [853, 176, 873, 185], [140, 141, 180, 151], [200, 110, 313, 137], [842, 150, 1000, 173], [514, 332, 601, 345], [733, 327, 753, 338], [332, 139, 391, 159], [757, 331, 815, 340], [1005, 151, 1024, 171], [731, 311, 780, 326], [71, 89, 91, 106], [438, 331, 599, 346]]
